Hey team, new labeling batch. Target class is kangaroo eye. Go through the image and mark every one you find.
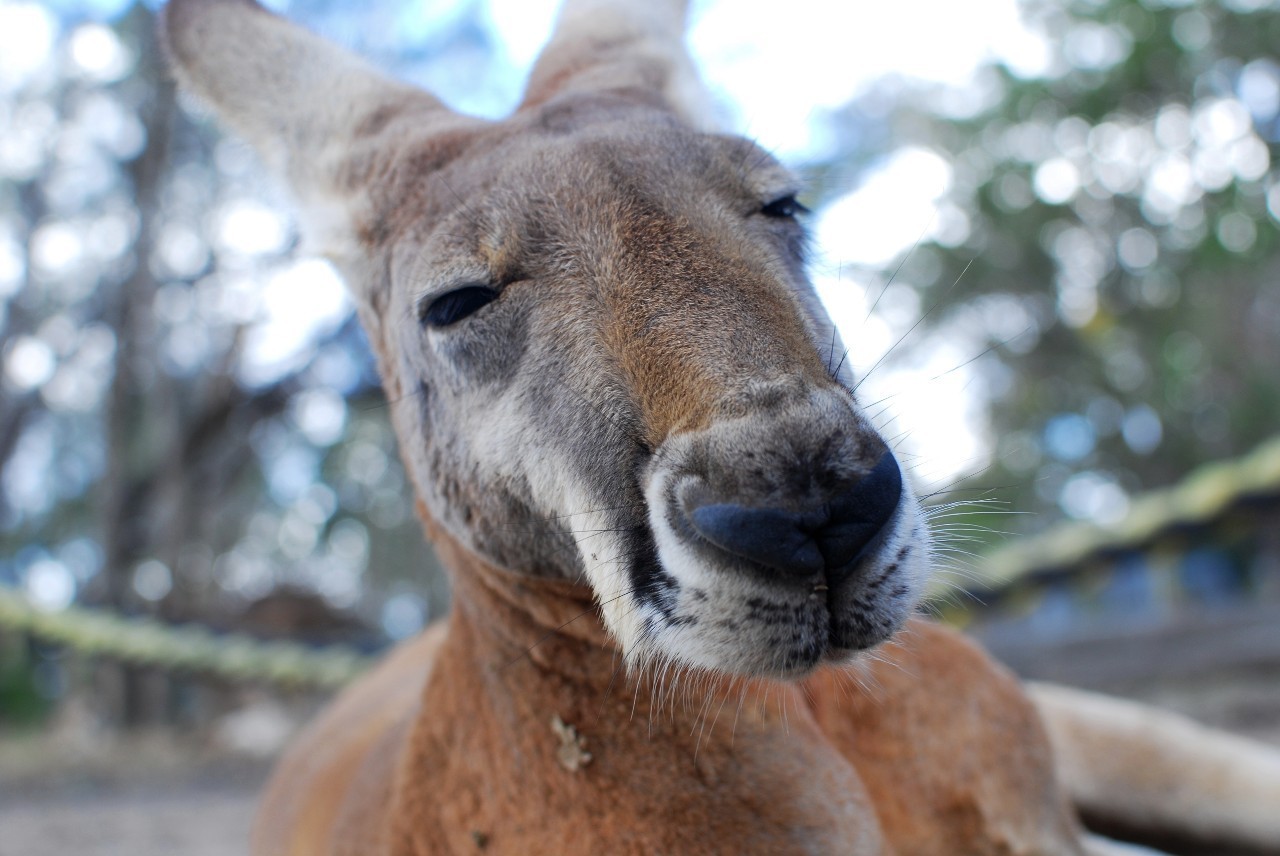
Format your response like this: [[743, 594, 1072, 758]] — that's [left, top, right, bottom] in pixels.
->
[[420, 285, 499, 328], [760, 195, 809, 219]]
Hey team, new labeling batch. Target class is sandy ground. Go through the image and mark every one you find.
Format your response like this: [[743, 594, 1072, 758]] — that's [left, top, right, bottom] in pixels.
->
[[0, 788, 257, 856], [0, 728, 271, 856]]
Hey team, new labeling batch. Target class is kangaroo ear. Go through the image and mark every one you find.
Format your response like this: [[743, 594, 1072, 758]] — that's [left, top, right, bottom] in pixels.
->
[[522, 0, 716, 129], [161, 0, 474, 264]]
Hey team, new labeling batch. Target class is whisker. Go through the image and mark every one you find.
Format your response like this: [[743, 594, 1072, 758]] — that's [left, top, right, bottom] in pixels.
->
[[854, 258, 975, 392], [863, 215, 936, 326], [926, 325, 1032, 384]]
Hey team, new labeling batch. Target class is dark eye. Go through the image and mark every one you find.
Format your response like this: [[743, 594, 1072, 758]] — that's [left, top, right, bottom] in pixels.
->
[[420, 285, 499, 328], [760, 195, 809, 219]]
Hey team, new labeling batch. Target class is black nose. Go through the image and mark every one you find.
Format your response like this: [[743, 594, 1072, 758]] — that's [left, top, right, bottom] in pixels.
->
[[685, 452, 903, 582]]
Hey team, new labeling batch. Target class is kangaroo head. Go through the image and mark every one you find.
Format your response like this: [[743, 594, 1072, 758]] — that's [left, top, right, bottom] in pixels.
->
[[164, 0, 930, 678]]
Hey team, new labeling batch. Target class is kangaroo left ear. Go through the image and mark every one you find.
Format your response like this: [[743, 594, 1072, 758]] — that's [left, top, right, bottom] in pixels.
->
[[521, 0, 717, 130], [161, 0, 483, 269]]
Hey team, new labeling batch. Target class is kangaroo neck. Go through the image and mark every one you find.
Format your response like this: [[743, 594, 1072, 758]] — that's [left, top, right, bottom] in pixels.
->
[[427, 520, 613, 668], [391, 527, 887, 855]]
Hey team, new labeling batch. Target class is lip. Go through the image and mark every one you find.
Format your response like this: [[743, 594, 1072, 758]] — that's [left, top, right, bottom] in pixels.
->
[[630, 447, 919, 678], [621, 517, 681, 617]]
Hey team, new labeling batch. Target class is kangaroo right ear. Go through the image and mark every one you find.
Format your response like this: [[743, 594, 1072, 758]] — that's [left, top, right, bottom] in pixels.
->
[[161, 0, 479, 266]]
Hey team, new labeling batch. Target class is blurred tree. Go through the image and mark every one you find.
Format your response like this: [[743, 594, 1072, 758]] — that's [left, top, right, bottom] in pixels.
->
[[819, 0, 1280, 541], [0, 0, 463, 723]]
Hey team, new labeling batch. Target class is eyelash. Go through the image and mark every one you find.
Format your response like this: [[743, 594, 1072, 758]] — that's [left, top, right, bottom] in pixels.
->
[[419, 285, 500, 328], [760, 195, 809, 219]]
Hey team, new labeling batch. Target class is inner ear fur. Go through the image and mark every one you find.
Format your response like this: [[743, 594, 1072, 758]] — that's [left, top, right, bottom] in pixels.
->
[[522, 0, 715, 128], [160, 0, 480, 265], [159, 0, 715, 266]]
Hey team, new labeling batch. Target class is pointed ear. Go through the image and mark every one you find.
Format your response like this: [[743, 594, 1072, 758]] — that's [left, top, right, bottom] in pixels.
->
[[521, 0, 717, 129], [161, 0, 476, 263]]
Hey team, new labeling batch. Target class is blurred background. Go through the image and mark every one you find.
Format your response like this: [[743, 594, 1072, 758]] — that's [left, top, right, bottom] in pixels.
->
[[1, 0, 1278, 852]]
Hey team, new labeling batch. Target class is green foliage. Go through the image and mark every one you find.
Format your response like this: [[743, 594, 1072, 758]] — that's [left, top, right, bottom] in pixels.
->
[[828, 0, 1280, 540], [0, 2, 445, 643], [0, 635, 49, 726]]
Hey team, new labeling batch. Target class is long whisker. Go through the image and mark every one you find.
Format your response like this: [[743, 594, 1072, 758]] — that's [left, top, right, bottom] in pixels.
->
[[854, 258, 974, 392], [863, 214, 936, 325]]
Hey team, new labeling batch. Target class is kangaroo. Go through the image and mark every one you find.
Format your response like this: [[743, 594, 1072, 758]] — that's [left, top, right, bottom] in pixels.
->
[[161, 1, 1280, 853]]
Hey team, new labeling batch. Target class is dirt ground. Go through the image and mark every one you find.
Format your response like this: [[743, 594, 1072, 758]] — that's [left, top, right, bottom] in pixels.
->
[[0, 729, 270, 856], [0, 788, 258, 856]]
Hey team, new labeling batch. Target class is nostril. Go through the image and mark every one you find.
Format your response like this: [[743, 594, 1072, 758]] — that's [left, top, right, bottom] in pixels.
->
[[687, 504, 825, 576], [820, 451, 903, 575], [680, 450, 903, 580]]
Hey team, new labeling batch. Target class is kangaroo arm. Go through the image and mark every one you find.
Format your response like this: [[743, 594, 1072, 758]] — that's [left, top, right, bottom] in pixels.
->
[[1029, 681, 1280, 853]]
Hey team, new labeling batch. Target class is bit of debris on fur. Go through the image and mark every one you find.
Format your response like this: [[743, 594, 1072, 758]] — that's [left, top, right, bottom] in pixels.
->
[[470, 830, 489, 849], [551, 714, 592, 772]]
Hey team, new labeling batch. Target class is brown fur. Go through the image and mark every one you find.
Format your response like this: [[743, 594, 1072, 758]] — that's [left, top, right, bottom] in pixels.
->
[[161, 2, 1280, 853], [256, 523, 1083, 855]]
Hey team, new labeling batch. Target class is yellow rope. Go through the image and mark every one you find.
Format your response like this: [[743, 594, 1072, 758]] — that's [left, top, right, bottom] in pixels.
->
[[5, 434, 1279, 681], [976, 433, 1280, 589], [0, 588, 372, 689]]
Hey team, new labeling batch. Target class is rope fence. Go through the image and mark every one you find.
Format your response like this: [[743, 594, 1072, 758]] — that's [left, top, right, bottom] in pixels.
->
[[975, 432, 1280, 590], [0, 587, 372, 690], [3, 433, 1279, 688]]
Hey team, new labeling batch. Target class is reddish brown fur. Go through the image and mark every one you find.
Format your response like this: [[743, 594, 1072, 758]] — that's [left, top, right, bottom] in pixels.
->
[[604, 205, 832, 441], [164, 3, 1280, 854], [256, 518, 1084, 855]]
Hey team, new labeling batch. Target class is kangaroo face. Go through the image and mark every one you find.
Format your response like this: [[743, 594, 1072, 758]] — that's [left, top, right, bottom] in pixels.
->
[[367, 105, 929, 676], [164, 2, 929, 679]]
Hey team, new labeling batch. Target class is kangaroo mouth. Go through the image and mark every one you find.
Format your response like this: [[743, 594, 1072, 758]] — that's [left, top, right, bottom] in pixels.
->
[[599, 439, 926, 680]]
